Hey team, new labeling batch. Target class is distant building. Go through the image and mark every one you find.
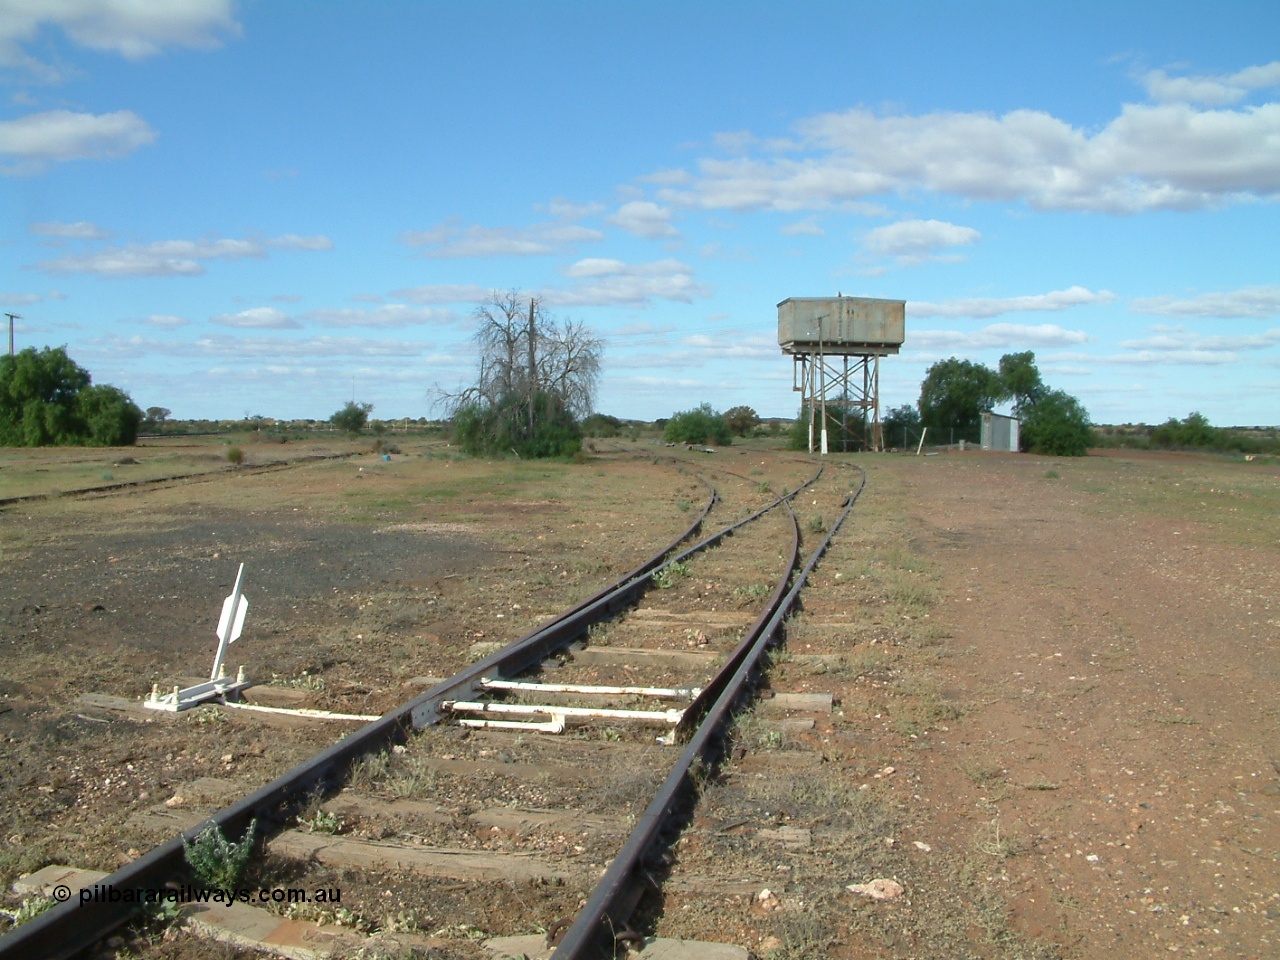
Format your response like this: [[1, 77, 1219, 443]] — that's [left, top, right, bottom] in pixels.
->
[[981, 412, 1020, 452]]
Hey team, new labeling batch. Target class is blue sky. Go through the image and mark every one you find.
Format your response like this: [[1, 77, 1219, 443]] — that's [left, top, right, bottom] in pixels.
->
[[2, 1, 1278, 426]]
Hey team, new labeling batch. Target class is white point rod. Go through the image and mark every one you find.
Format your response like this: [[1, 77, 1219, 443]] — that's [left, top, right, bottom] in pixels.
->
[[210, 563, 246, 681]]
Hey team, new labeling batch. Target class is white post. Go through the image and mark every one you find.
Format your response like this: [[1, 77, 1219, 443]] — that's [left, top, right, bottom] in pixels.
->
[[210, 563, 246, 681], [806, 357, 815, 453], [818, 322, 827, 457], [916, 427, 928, 456]]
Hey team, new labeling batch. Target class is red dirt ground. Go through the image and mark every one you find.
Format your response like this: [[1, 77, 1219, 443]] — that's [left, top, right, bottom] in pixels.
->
[[879, 450, 1279, 959]]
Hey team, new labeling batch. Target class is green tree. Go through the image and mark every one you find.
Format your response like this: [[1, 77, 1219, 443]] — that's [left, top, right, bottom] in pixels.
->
[[664, 404, 732, 446], [918, 358, 1004, 445], [0, 346, 141, 447], [581, 413, 622, 437], [1021, 389, 1093, 456], [787, 400, 865, 451], [453, 390, 582, 458], [78, 384, 144, 446], [330, 400, 373, 434], [440, 291, 602, 459], [998, 351, 1046, 415], [881, 404, 922, 449], [723, 405, 761, 437], [1150, 412, 1216, 449]]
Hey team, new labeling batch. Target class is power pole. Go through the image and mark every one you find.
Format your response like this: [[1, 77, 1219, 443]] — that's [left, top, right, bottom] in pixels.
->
[[4, 313, 17, 356], [527, 298, 537, 438]]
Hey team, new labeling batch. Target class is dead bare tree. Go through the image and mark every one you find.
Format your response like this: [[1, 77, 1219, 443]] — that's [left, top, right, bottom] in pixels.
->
[[437, 291, 603, 456]]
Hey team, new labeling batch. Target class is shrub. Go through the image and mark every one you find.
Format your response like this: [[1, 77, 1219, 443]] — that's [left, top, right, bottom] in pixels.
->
[[663, 404, 731, 446], [183, 819, 257, 890], [1021, 390, 1092, 456], [331, 401, 372, 434], [581, 413, 623, 437], [787, 402, 865, 451], [226, 446, 244, 465], [452, 391, 582, 459], [0, 346, 142, 447]]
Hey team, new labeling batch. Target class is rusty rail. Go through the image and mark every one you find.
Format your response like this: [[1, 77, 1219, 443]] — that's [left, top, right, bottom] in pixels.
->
[[551, 465, 866, 959], [0, 465, 824, 959]]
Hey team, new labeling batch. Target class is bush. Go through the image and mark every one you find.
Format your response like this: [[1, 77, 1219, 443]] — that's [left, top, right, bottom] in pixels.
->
[[183, 819, 257, 890], [881, 404, 922, 449], [1150, 412, 1219, 449], [787, 402, 865, 451], [0, 346, 142, 447], [330, 401, 372, 434], [581, 413, 623, 437], [723, 405, 760, 437], [226, 446, 244, 465], [1021, 390, 1092, 456], [77, 384, 143, 445], [452, 391, 582, 459], [664, 404, 731, 446]]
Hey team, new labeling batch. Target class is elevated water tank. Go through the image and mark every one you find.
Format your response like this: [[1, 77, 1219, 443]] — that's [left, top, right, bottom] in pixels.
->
[[777, 296, 906, 355]]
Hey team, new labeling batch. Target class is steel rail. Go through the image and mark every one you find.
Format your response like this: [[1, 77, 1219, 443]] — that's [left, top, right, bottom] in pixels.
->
[[0, 474, 718, 960], [0, 450, 361, 509], [551, 464, 867, 959], [0, 465, 820, 959]]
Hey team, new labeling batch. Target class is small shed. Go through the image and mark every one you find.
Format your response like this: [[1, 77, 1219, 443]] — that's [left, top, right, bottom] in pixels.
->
[[981, 412, 1020, 452]]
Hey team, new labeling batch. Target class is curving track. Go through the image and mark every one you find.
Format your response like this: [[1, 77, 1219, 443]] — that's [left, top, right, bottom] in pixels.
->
[[0, 452, 866, 959]]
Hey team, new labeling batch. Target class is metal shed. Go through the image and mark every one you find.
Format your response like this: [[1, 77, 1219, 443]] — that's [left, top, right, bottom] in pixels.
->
[[981, 412, 1021, 452]]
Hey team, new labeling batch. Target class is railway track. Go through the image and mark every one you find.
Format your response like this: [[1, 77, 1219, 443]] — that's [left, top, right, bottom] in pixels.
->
[[0, 449, 360, 509], [0, 453, 865, 959]]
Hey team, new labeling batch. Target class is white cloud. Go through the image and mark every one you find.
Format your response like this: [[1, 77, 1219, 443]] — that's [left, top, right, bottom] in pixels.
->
[[90, 332, 437, 361], [637, 168, 692, 186], [400, 220, 604, 258], [607, 200, 678, 238], [910, 286, 1115, 319], [0, 110, 154, 173], [38, 247, 204, 276], [1072, 348, 1238, 367], [306, 304, 455, 328], [1050, 327, 1280, 366], [1142, 62, 1280, 106], [712, 130, 759, 154], [266, 234, 333, 251], [624, 375, 710, 390], [35, 233, 329, 276], [393, 283, 491, 304], [134, 314, 189, 328], [863, 218, 980, 265], [680, 332, 777, 359], [1131, 285, 1280, 319], [1119, 325, 1280, 353], [210, 307, 299, 330], [564, 258, 628, 278], [655, 98, 1280, 214], [30, 219, 109, 239], [201, 335, 436, 360], [0, 0, 240, 78], [780, 219, 825, 236], [0, 291, 41, 306], [147, 238, 262, 259], [909, 323, 1090, 351], [539, 197, 604, 220], [612, 321, 676, 337], [543, 258, 711, 307]]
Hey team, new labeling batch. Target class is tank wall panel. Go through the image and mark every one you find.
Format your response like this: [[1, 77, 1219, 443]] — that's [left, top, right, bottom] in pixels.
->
[[778, 297, 906, 348]]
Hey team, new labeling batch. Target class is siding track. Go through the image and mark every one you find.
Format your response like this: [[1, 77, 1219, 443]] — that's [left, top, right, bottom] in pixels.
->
[[0, 455, 867, 960]]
